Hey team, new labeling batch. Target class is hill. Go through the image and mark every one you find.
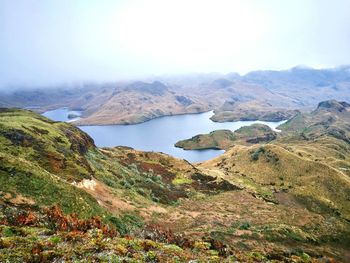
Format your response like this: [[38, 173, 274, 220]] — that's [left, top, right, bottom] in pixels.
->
[[175, 124, 277, 150], [210, 100, 300, 122], [279, 100, 350, 141], [0, 105, 350, 261]]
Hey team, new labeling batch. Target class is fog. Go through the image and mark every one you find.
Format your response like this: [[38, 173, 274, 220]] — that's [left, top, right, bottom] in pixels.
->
[[1, 0, 350, 88]]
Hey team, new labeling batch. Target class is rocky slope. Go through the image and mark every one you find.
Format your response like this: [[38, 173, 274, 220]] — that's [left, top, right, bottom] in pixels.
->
[[1, 104, 350, 262]]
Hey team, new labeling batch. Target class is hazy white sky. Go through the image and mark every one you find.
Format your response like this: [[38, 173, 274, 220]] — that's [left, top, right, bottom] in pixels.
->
[[1, 0, 350, 87]]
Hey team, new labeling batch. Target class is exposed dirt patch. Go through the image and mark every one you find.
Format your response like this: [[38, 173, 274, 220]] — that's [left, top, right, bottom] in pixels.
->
[[74, 179, 97, 190], [139, 205, 168, 219], [2, 192, 36, 205], [46, 151, 65, 172], [74, 179, 134, 213]]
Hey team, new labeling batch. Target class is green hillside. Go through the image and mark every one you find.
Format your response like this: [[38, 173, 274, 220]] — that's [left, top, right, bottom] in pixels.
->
[[175, 124, 277, 150], [0, 104, 350, 262]]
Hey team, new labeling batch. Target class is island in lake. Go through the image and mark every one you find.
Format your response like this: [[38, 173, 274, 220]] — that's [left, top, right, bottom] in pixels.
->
[[175, 124, 278, 150]]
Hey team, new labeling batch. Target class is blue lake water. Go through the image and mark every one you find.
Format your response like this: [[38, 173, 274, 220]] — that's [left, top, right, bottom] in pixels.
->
[[43, 108, 82, 122], [43, 108, 286, 162]]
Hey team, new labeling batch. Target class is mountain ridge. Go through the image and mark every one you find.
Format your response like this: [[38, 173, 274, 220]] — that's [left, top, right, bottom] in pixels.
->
[[1, 66, 350, 125]]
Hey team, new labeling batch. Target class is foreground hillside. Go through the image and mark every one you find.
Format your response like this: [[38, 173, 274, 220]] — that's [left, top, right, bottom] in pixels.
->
[[1, 105, 350, 262]]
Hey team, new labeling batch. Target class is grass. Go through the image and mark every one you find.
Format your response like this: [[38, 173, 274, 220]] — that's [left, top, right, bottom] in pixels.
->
[[108, 213, 144, 236], [176, 124, 277, 150], [1, 108, 350, 262]]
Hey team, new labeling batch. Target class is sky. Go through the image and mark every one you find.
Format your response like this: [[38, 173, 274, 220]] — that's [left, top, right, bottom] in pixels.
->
[[1, 0, 350, 87]]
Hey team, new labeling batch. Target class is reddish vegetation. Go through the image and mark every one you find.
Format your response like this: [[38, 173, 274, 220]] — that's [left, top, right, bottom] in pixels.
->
[[1, 204, 116, 237], [2, 205, 220, 253], [16, 211, 37, 226], [44, 205, 116, 236]]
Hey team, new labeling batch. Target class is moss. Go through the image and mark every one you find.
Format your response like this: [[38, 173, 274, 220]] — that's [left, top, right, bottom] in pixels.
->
[[300, 252, 312, 262], [193, 241, 211, 251], [50, 236, 61, 245], [2, 226, 16, 237], [164, 244, 183, 253], [172, 177, 193, 185]]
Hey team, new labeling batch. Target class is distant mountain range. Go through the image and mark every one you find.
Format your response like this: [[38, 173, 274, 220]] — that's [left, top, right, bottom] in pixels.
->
[[1, 66, 350, 125]]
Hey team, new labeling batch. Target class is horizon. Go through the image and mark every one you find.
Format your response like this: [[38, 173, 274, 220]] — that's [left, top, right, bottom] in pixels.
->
[[2, 64, 350, 91]]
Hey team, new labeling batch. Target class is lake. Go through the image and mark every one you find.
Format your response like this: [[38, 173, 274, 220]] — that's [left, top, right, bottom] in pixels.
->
[[43, 108, 286, 162], [43, 108, 82, 122]]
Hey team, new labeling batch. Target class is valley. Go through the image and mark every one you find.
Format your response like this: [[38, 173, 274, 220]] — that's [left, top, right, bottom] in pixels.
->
[[1, 99, 350, 262], [43, 108, 285, 162]]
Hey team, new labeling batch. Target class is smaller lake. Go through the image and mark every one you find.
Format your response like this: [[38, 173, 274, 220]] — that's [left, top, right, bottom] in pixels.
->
[[43, 108, 286, 162], [43, 108, 82, 122]]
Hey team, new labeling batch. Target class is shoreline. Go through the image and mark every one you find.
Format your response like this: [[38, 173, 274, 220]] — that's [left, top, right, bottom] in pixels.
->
[[42, 106, 291, 127]]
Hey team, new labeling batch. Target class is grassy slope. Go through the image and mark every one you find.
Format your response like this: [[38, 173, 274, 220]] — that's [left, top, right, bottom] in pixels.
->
[[1, 106, 350, 261], [175, 124, 277, 150], [211, 100, 299, 122], [0, 109, 105, 217], [199, 101, 350, 260]]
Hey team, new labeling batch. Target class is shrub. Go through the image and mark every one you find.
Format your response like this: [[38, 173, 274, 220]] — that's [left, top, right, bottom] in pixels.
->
[[104, 178, 117, 188], [151, 194, 160, 203], [109, 213, 144, 236], [136, 188, 146, 196], [239, 222, 251, 230], [120, 180, 132, 189], [250, 146, 266, 161], [2, 226, 16, 237]]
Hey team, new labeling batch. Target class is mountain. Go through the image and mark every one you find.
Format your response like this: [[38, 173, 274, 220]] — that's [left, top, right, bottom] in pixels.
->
[[241, 66, 350, 105], [210, 100, 300, 122], [74, 81, 209, 125], [1, 102, 350, 261], [1, 66, 350, 125]]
